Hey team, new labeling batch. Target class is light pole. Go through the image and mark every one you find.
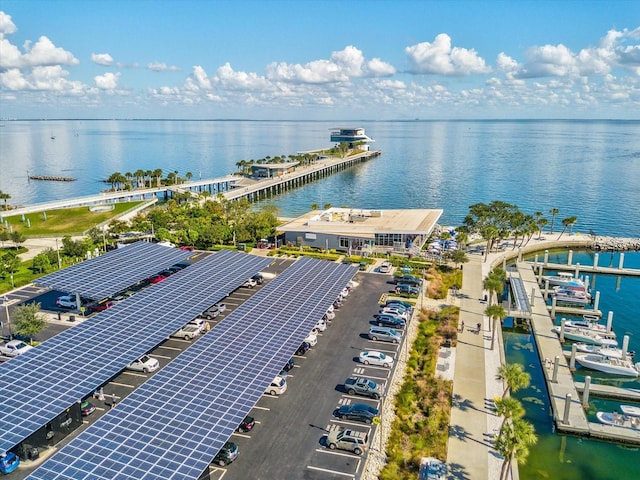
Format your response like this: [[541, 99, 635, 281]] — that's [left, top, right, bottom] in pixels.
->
[[55, 238, 62, 269], [3, 296, 11, 339]]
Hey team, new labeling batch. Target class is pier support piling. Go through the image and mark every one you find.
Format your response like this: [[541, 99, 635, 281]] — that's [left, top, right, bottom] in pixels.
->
[[575, 263, 580, 279], [544, 250, 549, 266], [530, 288, 536, 307], [568, 250, 573, 266], [622, 335, 630, 359], [582, 377, 591, 408], [552, 355, 560, 383], [593, 253, 599, 270], [551, 297, 557, 320], [562, 394, 572, 424], [619, 253, 625, 270], [606, 311, 614, 333], [593, 291, 600, 311], [570, 344, 577, 372], [544, 279, 550, 301]]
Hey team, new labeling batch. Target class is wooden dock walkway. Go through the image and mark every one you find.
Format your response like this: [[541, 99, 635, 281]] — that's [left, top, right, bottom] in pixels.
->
[[515, 263, 640, 445], [525, 260, 640, 278]]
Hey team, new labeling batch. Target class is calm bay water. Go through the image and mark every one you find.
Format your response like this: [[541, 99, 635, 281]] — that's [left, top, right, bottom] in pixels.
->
[[1, 120, 639, 477]]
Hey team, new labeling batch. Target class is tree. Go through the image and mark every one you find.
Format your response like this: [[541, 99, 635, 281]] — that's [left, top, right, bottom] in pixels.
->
[[486, 304, 507, 350], [483, 274, 503, 306], [494, 417, 537, 480], [549, 208, 559, 234], [310, 203, 319, 210], [557, 216, 577, 240], [494, 396, 525, 431], [32, 252, 52, 273], [153, 168, 163, 187], [10, 231, 25, 249], [496, 363, 531, 399], [0, 190, 10, 210], [536, 218, 549, 239], [0, 250, 21, 278], [12, 302, 46, 343], [186, 172, 193, 182], [463, 201, 521, 262], [448, 248, 469, 268]]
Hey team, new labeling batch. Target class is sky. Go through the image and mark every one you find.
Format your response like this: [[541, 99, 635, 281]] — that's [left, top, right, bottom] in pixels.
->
[[0, 0, 639, 120]]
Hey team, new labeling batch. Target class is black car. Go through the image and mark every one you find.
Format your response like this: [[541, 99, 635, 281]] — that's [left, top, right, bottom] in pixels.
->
[[373, 314, 406, 328], [213, 441, 239, 466], [336, 404, 380, 424], [252, 273, 264, 285], [282, 357, 295, 372], [392, 274, 422, 286], [295, 342, 311, 356], [236, 415, 255, 433]]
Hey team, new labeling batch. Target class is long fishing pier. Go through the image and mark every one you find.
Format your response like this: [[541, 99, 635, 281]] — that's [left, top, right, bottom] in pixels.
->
[[511, 263, 640, 445]]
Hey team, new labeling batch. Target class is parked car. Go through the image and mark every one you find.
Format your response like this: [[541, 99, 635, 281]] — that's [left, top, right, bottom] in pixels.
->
[[188, 318, 208, 333], [148, 274, 168, 284], [126, 355, 160, 373], [252, 273, 264, 285], [325, 310, 336, 321], [314, 318, 327, 332], [281, 357, 295, 372], [336, 404, 380, 424], [201, 305, 222, 319], [379, 261, 392, 273], [170, 324, 201, 340], [393, 274, 423, 286], [236, 415, 255, 433], [0, 452, 20, 475], [265, 375, 287, 396], [214, 302, 226, 313], [368, 326, 402, 343], [242, 278, 257, 288], [295, 342, 311, 356], [55, 295, 78, 309], [395, 284, 420, 297], [344, 377, 382, 399], [87, 300, 115, 313], [380, 307, 409, 320], [326, 429, 369, 455], [304, 331, 318, 347], [373, 314, 406, 329], [80, 399, 96, 416], [359, 351, 395, 367], [0, 339, 33, 357], [213, 441, 239, 466], [178, 246, 195, 251], [383, 299, 413, 310]]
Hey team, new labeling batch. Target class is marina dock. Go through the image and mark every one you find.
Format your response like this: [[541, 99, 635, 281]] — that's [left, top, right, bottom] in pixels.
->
[[525, 260, 640, 278], [513, 263, 640, 445]]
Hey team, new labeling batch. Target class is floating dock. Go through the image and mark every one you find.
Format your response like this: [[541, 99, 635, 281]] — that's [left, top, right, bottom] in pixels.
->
[[513, 263, 640, 445]]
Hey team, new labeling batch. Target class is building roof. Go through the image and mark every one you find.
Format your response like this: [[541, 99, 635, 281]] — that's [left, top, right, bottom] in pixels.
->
[[278, 208, 443, 237], [251, 161, 299, 170]]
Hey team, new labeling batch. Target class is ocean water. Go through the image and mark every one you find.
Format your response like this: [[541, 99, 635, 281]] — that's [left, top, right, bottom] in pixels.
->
[[1, 120, 639, 477]]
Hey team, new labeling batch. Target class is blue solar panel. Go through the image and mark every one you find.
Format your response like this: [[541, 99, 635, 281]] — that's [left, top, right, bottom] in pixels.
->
[[33, 241, 193, 300], [28, 257, 357, 480], [0, 250, 272, 454]]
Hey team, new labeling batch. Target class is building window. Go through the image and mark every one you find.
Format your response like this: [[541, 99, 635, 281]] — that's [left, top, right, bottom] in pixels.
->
[[339, 237, 350, 248]]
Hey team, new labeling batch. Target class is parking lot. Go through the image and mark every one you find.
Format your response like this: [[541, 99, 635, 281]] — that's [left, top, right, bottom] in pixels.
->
[[3, 258, 409, 480]]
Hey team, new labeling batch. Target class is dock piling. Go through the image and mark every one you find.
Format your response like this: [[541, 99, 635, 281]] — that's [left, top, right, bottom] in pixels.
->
[[622, 335, 630, 359], [619, 253, 625, 270], [552, 355, 560, 383], [562, 394, 572, 424], [551, 296, 557, 319], [593, 253, 599, 270], [544, 279, 550, 300], [570, 344, 577, 372], [568, 250, 573, 266], [544, 250, 549, 266], [582, 377, 591, 407], [593, 291, 600, 311], [606, 312, 613, 333], [575, 263, 580, 278]]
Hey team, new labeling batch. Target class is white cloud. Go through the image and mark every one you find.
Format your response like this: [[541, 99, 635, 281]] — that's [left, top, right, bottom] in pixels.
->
[[366, 57, 396, 76], [405, 33, 491, 75], [0, 68, 27, 90], [0, 36, 22, 70], [147, 62, 180, 72], [0, 11, 17, 34], [94, 72, 120, 90], [91, 53, 114, 66], [191, 65, 211, 89], [215, 62, 271, 90], [22, 36, 79, 67]]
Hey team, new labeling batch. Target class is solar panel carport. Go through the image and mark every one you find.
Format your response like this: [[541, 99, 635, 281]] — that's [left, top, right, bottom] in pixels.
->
[[33, 241, 194, 300], [28, 257, 357, 480], [0, 250, 271, 454]]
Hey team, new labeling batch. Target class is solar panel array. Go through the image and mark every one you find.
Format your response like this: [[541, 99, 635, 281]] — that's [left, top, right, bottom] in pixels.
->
[[29, 257, 357, 480], [33, 241, 193, 300], [0, 250, 272, 454]]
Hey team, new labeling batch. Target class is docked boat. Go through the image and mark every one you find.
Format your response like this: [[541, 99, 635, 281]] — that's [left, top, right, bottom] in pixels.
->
[[551, 287, 591, 305], [574, 342, 634, 360], [542, 272, 585, 288], [596, 411, 640, 430], [620, 405, 640, 417], [575, 353, 640, 377], [551, 326, 618, 347], [563, 318, 609, 334]]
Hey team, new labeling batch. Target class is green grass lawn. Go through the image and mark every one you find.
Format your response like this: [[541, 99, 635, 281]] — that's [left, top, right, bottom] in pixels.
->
[[3, 202, 143, 236]]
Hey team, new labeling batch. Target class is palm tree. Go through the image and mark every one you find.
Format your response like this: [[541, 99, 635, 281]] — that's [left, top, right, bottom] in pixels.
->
[[549, 208, 560, 234], [536, 218, 548, 239], [186, 172, 193, 182], [567, 216, 578, 234], [496, 363, 531, 399], [483, 274, 503, 306], [494, 396, 525, 431], [486, 304, 507, 350], [557, 216, 577, 240], [145, 170, 153, 188], [310, 203, 319, 210], [494, 417, 537, 480], [0, 190, 11, 210], [153, 168, 163, 187]]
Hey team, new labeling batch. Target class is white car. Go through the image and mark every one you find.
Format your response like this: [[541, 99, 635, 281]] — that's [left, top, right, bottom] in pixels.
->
[[188, 318, 207, 333], [314, 319, 327, 332], [380, 307, 409, 320], [359, 351, 395, 368], [340, 287, 350, 298], [305, 331, 318, 347], [127, 355, 160, 373], [170, 324, 201, 340], [327, 304, 334, 313], [265, 376, 287, 396], [242, 278, 257, 288], [55, 295, 78, 309], [325, 310, 336, 321], [379, 262, 392, 273]]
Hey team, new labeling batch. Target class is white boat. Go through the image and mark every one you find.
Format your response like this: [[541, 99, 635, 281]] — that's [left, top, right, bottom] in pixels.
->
[[563, 319, 609, 334], [551, 287, 591, 305], [574, 343, 633, 360], [620, 405, 640, 417], [596, 411, 640, 430], [551, 326, 618, 347], [575, 353, 640, 377], [419, 457, 447, 480], [542, 272, 585, 288]]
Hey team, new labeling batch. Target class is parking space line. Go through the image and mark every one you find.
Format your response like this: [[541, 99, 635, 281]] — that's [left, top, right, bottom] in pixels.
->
[[358, 364, 392, 372], [368, 346, 398, 354], [151, 354, 172, 360], [306, 465, 356, 478], [231, 432, 251, 439], [156, 345, 182, 351], [315, 448, 363, 460], [122, 372, 149, 378], [109, 382, 135, 388], [351, 372, 388, 381], [329, 418, 374, 429], [252, 406, 270, 411]]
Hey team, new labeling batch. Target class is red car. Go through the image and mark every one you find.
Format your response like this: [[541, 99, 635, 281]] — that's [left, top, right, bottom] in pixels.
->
[[148, 274, 168, 284], [179, 246, 195, 251], [88, 301, 114, 313]]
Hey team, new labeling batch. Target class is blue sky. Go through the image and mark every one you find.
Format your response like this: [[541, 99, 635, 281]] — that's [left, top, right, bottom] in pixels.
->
[[1, 0, 638, 120]]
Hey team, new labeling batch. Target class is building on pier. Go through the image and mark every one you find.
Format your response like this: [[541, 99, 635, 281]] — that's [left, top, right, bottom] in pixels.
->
[[278, 207, 442, 255], [250, 161, 299, 179], [330, 128, 374, 151]]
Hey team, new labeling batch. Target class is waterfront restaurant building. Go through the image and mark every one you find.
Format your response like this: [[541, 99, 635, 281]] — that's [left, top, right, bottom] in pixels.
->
[[250, 161, 299, 178], [278, 207, 443, 255]]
